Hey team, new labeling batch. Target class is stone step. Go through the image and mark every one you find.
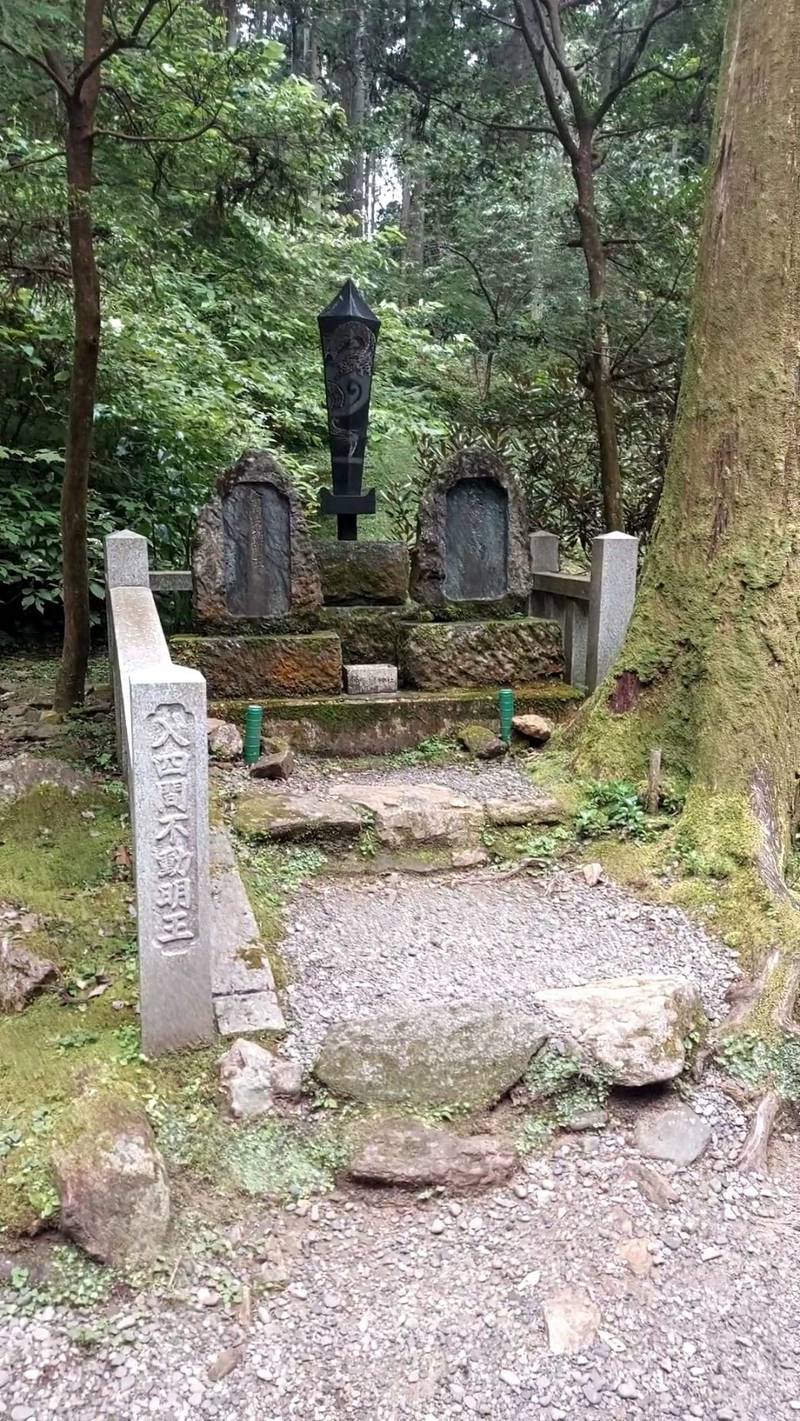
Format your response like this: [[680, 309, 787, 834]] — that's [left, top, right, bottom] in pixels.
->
[[211, 683, 581, 757], [234, 782, 568, 858], [209, 828, 285, 1035]]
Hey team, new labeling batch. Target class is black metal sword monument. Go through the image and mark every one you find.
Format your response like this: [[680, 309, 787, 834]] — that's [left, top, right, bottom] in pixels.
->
[[318, 279, 380, 541]]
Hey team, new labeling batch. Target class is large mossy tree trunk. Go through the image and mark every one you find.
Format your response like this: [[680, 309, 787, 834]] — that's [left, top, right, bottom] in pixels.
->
[[573, 0, 800, 886]]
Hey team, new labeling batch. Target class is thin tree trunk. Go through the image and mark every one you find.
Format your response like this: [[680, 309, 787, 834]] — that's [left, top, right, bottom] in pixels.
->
[[572, 0, 800, 904], [340, 4, 367, 229], [54, 2, 103, 711], [574, 132, 623, 531]]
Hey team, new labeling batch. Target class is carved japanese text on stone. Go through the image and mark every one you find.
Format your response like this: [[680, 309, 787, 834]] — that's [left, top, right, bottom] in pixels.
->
[[222, 481, 291, 618], [148, 702, 200, 957], [445, 478, 509, 602]]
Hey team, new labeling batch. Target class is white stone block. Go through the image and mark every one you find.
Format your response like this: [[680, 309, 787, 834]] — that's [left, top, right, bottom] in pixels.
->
[[129, 666, 216, 1055], [345, 663, 398, 696], [104, 530, 150, 588], [585, 532, 639, 690]]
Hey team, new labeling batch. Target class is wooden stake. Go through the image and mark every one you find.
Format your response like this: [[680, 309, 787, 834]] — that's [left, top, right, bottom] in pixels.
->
[[646, 747, 662, 814]]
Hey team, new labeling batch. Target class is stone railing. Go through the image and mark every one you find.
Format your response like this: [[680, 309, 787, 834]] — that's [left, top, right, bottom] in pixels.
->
[[529, 530, 638, 691], [104, 532, 215, 1056]]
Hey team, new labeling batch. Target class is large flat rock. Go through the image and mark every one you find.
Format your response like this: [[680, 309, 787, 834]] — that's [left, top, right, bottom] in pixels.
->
[[335, 783, 484, 849], [234, 790, 364, 842], [314, 1002, 547, 1108], [172, 632, 342, 698], [398, 619, 563, 690], [535, 975, 706, 1086]]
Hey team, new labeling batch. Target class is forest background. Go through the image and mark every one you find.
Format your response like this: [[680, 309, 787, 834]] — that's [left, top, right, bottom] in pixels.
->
[[0, 0, 724, 633]]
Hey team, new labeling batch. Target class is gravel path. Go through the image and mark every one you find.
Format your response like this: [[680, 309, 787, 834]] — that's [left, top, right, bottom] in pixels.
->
[[2, 1085, 800, 1421], [280, 871, 740, 1067], [2, 758, 795, 1421]]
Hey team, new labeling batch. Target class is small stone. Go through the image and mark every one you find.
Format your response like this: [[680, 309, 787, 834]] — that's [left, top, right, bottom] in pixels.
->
[[0, 938, 57, 1013], [207, 719, 243, 760], [219, 1039, 300, 1119], [250, 746, 295, 781], [634, 1103, 712, 1167], [625, 1161, 680, 1208], [500, 1370, 520, 1388], [618, 1237, 653, 1278], [543, 1288, 601, 1355], [452, 848, 489, 870], [0, 754, 89, 805], [511, 713, 554, 743], [429, 1219, 446, 1235], [455, 723, 507, 760], [208, 1347, 243, 1381]]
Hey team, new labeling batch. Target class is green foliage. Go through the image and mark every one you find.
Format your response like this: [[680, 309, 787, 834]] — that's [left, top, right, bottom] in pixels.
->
[[719, 1032, 800, 1101], [575, 781, 650, 841]]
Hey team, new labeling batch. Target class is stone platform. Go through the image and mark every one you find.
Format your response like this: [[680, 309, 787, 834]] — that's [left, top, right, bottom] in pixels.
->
[[398, 618, 563, 689], [172, 631, 342, 698], [211, 683, 582, 756]]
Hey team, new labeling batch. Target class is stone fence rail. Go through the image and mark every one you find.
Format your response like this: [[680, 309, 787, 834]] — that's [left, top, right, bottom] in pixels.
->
[[104, 531, 215, 1057], [529, 530, 638, 691]]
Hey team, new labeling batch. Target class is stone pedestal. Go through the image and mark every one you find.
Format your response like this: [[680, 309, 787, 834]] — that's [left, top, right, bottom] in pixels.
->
[[398, 618, 563, 690], [171, 632, 342, 698], [313, 540, 410, 605]]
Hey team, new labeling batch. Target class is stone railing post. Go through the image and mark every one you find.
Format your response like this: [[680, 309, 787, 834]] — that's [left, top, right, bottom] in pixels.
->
[[129, 665, 215, 1055], [529, 529, 560, 574], [585, 532, 639, 691], [104, 531, 150, 775]]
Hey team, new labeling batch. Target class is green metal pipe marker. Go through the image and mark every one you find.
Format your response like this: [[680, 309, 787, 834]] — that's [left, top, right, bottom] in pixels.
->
[[498, 687, 515, 743], [243, 705, 264, 765]]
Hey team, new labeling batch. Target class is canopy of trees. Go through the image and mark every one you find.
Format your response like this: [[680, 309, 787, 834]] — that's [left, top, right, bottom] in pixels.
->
[[1, 1, 723, 678]]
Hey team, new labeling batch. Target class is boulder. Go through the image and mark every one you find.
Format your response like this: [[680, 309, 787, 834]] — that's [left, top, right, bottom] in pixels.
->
[[219, 1038, 302, 1120], [512, 713, 554, 743], [0, 938, 57, 1012], [54, 1097, 170, 1266], [334, 783, 484, 849], [234, 790, 364, 842], [207, 718, 243, 760], [314, 1002, 547, 1108], [535, 975, 705, 1086], [250, 746, 295, 781], [0, 756, 90, 807], [634, 1103, 711, 1166], [397, 618, 563, 690], [348, 1118, 518, 1189], [455, 723, 507, 760]]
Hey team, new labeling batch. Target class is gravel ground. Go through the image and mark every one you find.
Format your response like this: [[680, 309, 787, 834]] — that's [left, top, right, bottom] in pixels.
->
[[2, 758, 792, 1421], [2, 1085, 800, 1421], [295, 754, 547, 801], [280, 871, 740, 1068]]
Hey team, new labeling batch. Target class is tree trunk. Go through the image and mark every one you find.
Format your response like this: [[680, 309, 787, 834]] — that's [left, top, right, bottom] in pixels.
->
[[54, 4, 103, 712], [573, 132, 623, 531], [339, 4, 367, 230], [572, 0, 800, 887]]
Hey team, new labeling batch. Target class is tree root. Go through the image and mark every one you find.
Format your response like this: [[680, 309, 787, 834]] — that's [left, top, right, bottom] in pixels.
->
[[737, 1090, 783, 1173]]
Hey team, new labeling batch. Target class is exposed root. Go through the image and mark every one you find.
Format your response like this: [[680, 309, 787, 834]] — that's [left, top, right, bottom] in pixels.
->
[[738, 1090, 782, 1173]]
